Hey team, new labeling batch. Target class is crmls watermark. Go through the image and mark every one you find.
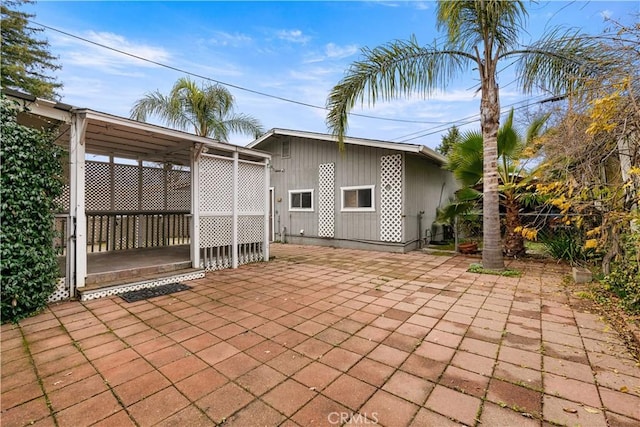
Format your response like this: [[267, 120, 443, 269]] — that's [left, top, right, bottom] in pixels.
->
[[327, 412, 380, 425]]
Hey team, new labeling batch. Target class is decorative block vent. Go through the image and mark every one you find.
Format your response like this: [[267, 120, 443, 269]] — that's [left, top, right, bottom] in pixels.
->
[[380, 154, 403, 242], [48, 277, 69, 302], [318, 163, 335, 238]]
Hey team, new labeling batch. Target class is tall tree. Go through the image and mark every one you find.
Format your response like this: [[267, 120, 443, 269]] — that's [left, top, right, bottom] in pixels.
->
[[326, 0, 607, 269], [1, 0, 62, 99], [447, 109, 549, 257], [436, 125, 461, 156], [131, 77, 264, 141]]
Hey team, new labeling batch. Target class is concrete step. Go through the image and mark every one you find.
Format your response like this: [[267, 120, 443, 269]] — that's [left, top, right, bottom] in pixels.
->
[[85, 260, 193, 286]]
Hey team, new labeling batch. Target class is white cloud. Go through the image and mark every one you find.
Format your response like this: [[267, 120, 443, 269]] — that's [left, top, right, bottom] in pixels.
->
[[301, 43, 359, 64], [414, 2, 430, 11], [599, 9, 613, 19], [52, 30, 170, 74], [325, 43, 359, 59], [375, 2, 400, 8], [208, 31, 252, 47], [276, 29, 310, 44]]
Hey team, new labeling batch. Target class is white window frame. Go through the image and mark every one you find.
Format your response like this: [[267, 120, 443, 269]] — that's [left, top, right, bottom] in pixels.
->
[[288, 189, 314, 212], [341, 185, 375, 212]]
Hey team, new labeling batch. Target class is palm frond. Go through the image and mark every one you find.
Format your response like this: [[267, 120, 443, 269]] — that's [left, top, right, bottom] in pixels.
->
[[497, 108, 522, 159], [130, 76, 263, 139], [219, 114, 265, 141], [437, 0, 527, 53], [447, 130, 483, 187], [326, 37, 475, 148], [509, 27, 613, 95]]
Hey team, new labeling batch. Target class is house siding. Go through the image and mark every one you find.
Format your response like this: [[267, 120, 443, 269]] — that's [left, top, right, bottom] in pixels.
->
[[403, 154, 458, 247], [263, 133, 455, 252]]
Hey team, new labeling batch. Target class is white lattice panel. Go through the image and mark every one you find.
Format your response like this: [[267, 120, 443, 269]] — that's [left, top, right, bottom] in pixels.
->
[[55, 185, 70, 212], [85, 162, 110, 210], [238, 162, 264, 213], [48, 277, 69, 302], [114, 164, 139, 211], [167, 170, 191, 210], [141, 167, 165, 210], [238, 215, 264, 244], [200, 156, 233, 212], [318, 163, 335, 238], [380, 154, 403, 242], [199, 216, 232, 247]]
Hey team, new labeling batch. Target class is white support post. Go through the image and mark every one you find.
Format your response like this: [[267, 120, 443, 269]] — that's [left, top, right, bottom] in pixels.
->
[[137, 160, 144, 248], [232, 151, 239, 268], [263, 160, 270, 262], [68, 113, 87, 291], [191, 146, 200, 269]]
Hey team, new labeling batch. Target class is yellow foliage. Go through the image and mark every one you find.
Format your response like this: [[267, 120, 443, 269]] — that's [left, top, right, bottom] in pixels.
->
[[584, 239, 598, 250], [586, 227, 601, 237], [521, 227, 538, 241], [536, 181, 564, 195], [550, 194, 571, 214], [586, 89, 622, 135]]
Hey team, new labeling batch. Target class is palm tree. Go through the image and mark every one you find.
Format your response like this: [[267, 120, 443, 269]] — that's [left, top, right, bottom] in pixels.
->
[[326, 0, 607, 269], [131, 77, 264, 141], [446, 109, 549, 257]]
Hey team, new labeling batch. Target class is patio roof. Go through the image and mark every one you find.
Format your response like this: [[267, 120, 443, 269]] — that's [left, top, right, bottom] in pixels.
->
[[248, 128, 446, 165], [4, 89, 270, 166]]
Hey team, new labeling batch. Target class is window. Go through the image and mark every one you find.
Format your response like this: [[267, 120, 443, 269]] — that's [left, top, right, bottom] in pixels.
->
[[289, 189, 314, 211], [341, 185, 375, 212], [282, 139, 290, 158]]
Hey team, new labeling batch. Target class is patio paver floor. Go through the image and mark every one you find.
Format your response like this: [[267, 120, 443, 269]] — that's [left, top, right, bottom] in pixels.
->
[[2, 243, 640, 426]]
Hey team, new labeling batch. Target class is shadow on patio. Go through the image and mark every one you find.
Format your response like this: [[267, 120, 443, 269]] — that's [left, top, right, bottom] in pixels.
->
[[2, 244, 639, 426]]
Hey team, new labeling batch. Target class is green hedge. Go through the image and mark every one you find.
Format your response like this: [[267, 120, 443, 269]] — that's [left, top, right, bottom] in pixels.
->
[[602, 232, 640, 314], [1, 94, 64, 323]]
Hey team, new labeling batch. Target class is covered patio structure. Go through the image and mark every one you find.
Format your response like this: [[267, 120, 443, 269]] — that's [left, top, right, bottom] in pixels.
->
[[6, 89, 271, 302]]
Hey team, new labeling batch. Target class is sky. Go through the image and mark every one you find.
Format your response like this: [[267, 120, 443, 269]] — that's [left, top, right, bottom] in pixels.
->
[[26, 1, 640, 149]]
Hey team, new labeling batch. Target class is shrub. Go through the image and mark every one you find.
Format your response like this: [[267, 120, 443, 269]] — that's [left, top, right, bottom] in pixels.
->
[[601, 232, 640, 314], [539, 228, 591, 266], [1, 94, 63, 323]]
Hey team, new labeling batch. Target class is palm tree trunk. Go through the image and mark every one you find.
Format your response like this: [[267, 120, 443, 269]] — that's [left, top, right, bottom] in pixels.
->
[[503, 193, 525, 257], [480, 74, 505, 270]]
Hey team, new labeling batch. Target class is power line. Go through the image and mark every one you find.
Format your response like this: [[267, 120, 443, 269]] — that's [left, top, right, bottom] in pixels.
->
[[392, 75, 640, 144], [33, 20, 634, 143], [32, 20, 450, 125]]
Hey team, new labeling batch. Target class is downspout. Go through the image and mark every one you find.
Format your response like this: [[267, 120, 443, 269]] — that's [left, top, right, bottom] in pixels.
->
[[418, 211, 424, 248]]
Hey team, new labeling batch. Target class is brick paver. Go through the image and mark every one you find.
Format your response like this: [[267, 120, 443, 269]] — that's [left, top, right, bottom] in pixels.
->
[[2, 243, 639, 426]]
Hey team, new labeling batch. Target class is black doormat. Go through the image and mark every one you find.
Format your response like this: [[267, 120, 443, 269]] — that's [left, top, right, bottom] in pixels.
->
[[120, 283, 191, 303]]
